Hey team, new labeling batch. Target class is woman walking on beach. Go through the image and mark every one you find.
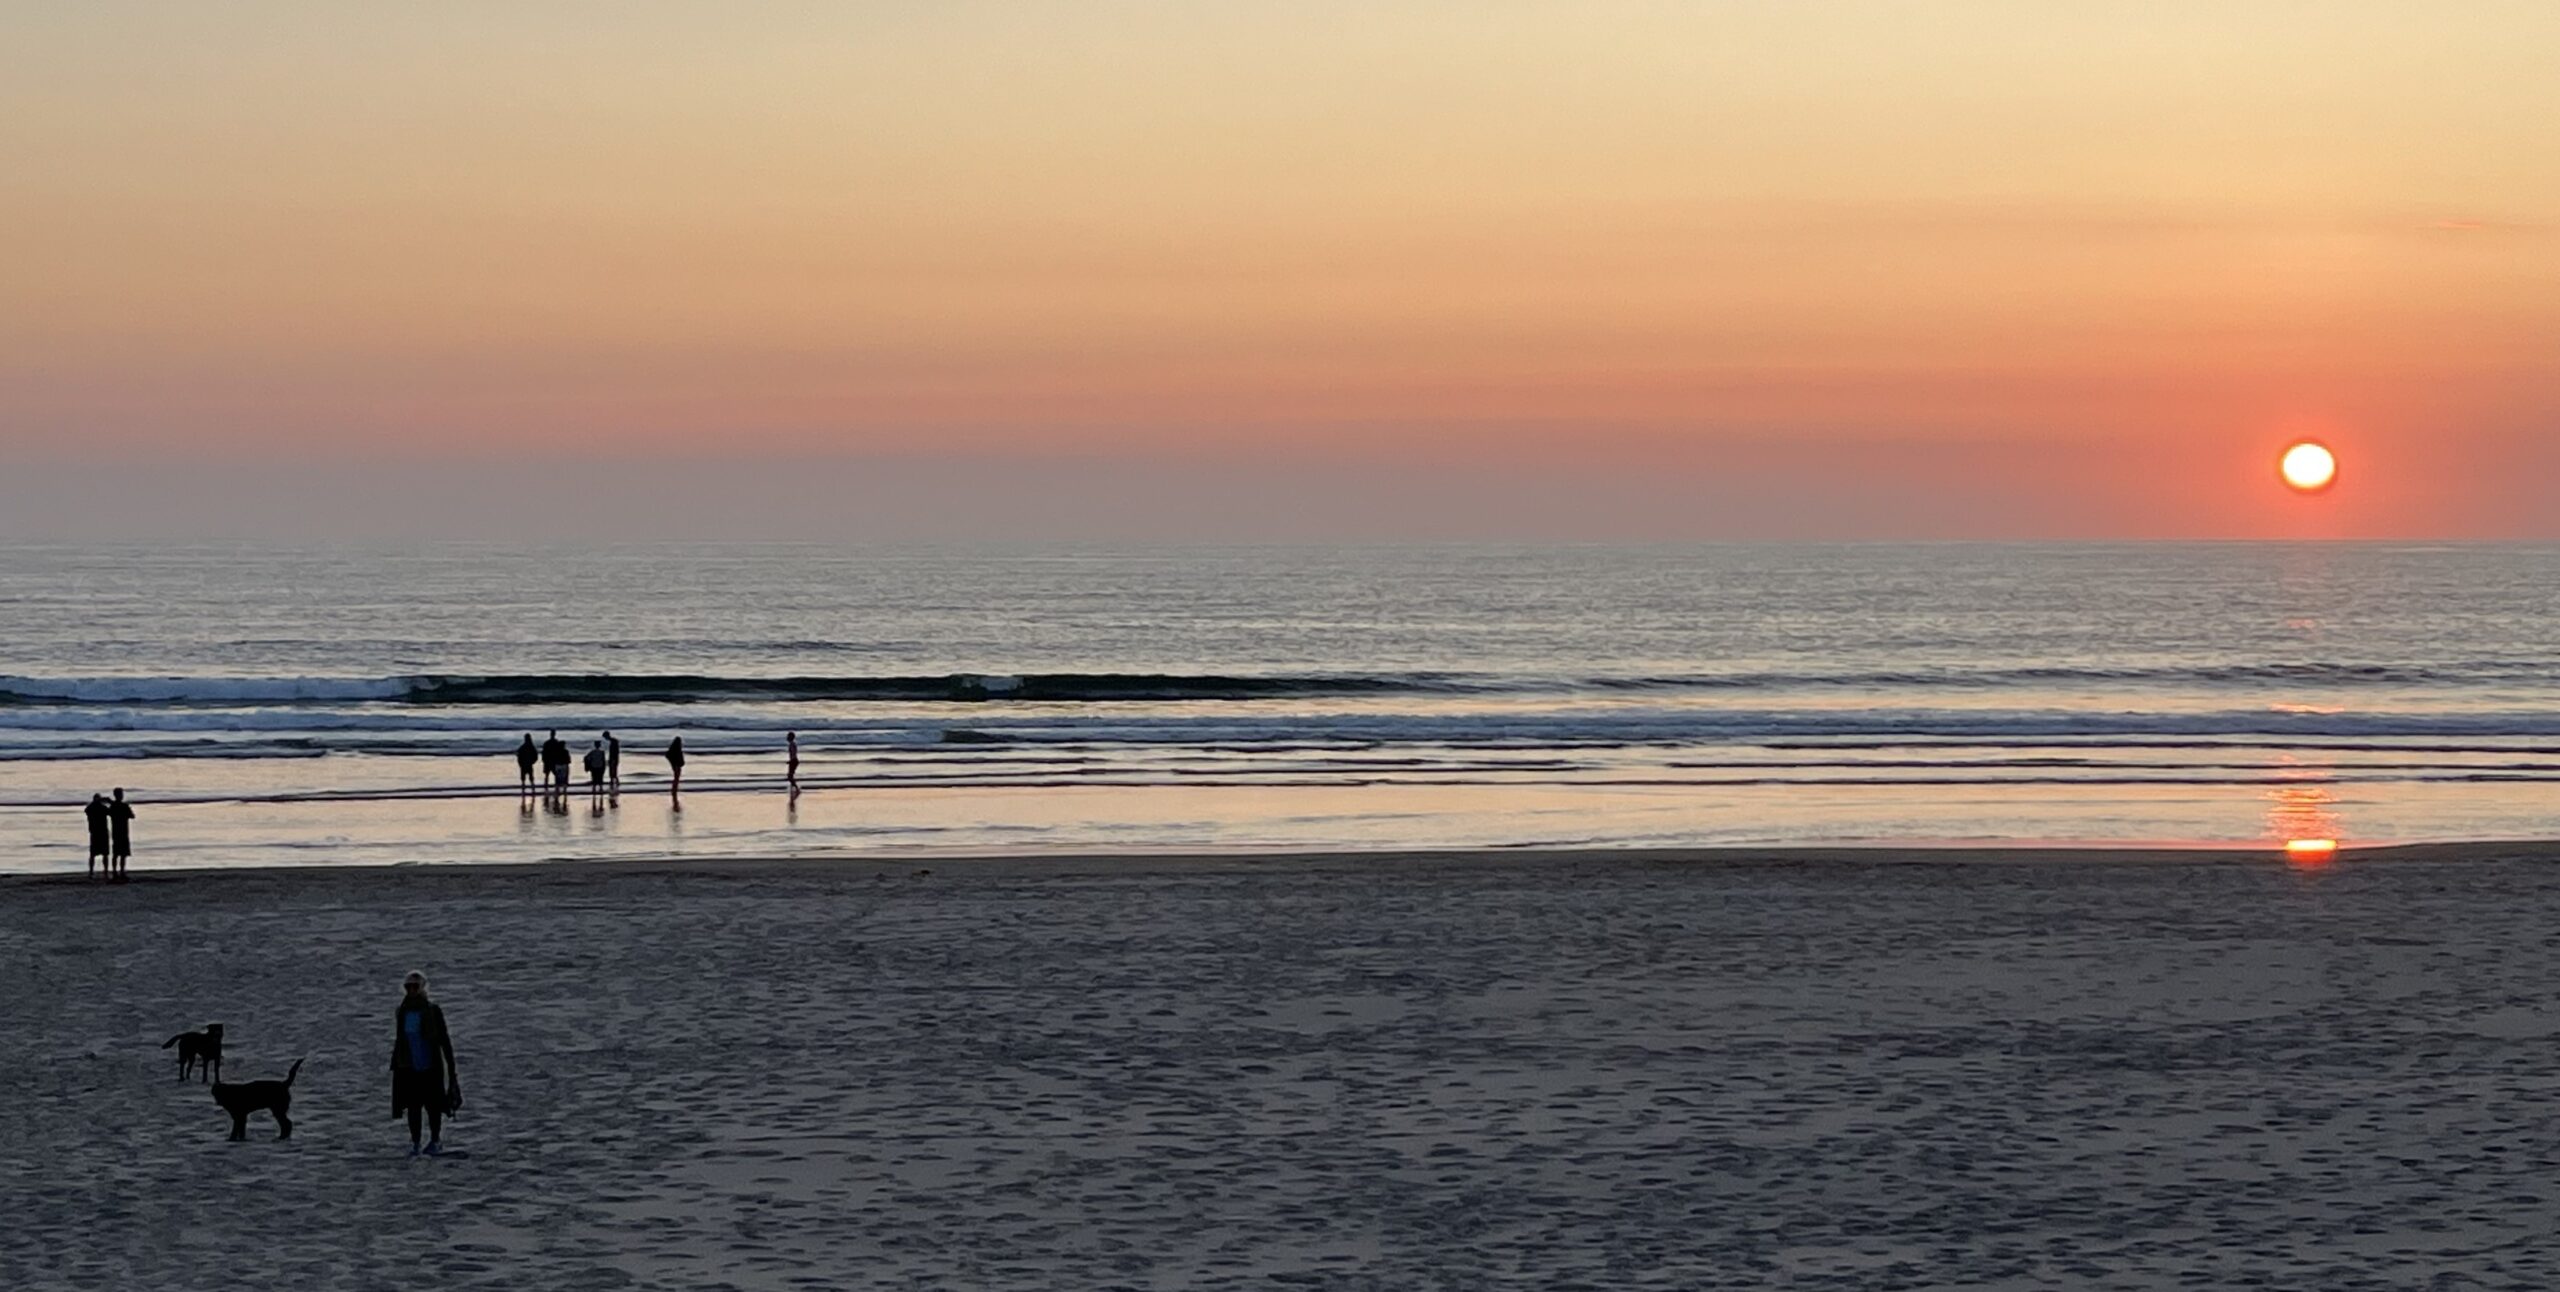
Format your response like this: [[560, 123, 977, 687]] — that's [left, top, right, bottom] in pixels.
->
[[391, 970, 462, 1157], [665, 736, 686, 798]]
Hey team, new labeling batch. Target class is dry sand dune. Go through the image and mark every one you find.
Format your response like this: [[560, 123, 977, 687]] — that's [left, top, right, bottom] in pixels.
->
[[8, 847, 2560, 1289]]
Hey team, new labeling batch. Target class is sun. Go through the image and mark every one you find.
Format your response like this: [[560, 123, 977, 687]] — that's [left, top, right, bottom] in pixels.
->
[[2280, 440, 2337, 493]]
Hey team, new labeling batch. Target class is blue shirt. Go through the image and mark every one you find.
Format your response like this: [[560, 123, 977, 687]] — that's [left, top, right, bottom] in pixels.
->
[[402, 1010, 431, 1072]]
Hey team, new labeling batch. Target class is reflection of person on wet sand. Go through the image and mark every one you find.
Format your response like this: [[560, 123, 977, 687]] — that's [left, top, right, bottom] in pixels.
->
[[665, 736, 686, 800], [514, 734, 538, 794]]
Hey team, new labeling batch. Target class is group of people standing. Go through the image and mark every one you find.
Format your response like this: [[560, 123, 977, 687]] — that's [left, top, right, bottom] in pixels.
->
[[510, 730, 804, 803], [82, 788, 135, 880], [68, 732, 810, 878], [513, 730, 691, 801]]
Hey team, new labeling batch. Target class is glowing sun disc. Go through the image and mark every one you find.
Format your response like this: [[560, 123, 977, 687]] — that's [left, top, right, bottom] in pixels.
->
[[2280, 441, 2338, 493]]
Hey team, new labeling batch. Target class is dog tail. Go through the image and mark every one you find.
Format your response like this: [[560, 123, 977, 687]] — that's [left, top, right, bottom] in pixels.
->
[[162, 1034, 183, 1049], [284, 1058, 304, 1085]]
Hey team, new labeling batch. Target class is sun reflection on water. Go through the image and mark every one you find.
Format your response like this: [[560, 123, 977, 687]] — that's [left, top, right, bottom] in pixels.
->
[[2266, 761, 2344, 865], [2283, 837, 2339, 863]]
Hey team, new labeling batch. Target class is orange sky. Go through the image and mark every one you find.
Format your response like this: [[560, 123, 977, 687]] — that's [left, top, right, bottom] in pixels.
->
[[3, 2, 2555, 538]]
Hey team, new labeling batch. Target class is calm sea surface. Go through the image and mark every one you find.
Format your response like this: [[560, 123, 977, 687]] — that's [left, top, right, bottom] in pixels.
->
[[5, 542, 2558, 870]]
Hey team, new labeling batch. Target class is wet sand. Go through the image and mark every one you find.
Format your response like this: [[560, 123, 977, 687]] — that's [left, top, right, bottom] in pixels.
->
[[9, 844, 2560, 1289]]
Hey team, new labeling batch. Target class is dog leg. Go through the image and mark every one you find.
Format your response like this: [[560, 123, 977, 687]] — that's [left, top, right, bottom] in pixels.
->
[[273, 1108, 291, 1140], [228, 1111, 248, 1141]]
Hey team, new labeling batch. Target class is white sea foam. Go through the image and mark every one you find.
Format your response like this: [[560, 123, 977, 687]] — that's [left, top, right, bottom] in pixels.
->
[[0, 674, 418, 704]]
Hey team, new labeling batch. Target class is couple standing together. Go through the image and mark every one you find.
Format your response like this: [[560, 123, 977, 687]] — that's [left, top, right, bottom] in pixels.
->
[[83, 789, 134, 880]]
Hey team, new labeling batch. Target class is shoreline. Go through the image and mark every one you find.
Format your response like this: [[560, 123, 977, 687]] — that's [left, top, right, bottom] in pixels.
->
[[12, 837, 2560, 889]]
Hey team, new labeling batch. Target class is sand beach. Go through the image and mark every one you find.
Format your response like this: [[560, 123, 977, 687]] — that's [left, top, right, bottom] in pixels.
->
[[10, 845, 2560, 1289]]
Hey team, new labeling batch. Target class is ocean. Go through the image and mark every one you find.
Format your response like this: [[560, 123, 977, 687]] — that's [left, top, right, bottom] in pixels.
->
[[5, 541, 2558, 870]]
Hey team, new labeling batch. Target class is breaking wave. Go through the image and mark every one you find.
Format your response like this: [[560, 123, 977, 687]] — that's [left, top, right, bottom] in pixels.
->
[[6, 659, 2559, 709]]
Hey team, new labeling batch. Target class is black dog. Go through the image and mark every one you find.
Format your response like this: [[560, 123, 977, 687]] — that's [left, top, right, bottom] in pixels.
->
[[162, 1024, 224, 1083], [212, 1059, 302, 1141]]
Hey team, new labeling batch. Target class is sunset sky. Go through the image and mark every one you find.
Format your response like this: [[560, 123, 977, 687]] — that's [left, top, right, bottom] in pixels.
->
[[4, 2, 2555, 539]]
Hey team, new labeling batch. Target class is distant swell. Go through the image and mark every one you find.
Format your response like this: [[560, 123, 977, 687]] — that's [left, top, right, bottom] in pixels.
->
[[5, 657, 2559, 709], [0, 672, 1458, 707], [0, 676, 416, 704], [405, 673, 1458, 704], [1589, 660, 2560, 691]]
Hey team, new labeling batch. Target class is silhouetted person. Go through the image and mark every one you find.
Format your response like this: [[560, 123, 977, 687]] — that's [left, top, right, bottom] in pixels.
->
[[541, 730, 571, 796], [106, 788, 134, 880], [786, 731, 800, 793], [84, 793, 110, 877], [391, 970, 461, 1157], [514, 734, 538, 793], [584, 741, 608, 798], [603, 731, 621, 791], [665, 736, 686, 797]]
